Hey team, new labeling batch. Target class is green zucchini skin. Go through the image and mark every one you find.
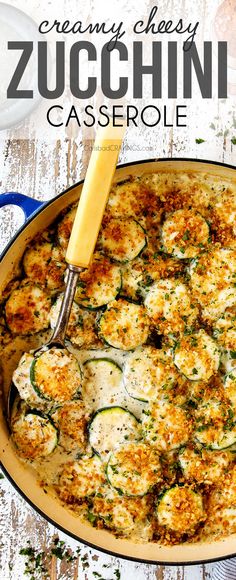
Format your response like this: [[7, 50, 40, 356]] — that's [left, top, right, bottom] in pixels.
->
[[30, 359, 46, 400], [88, 406, 141, 458], [13, 352, 42, 407]]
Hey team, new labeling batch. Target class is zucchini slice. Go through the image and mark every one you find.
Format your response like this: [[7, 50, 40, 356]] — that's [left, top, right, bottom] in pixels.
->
[[11, 406, 58, 459], [53, 400, 88, 453], [157, 486, 205, 534], [58, 455, 106, 499], [179, 447, 230, 484], [106, 442, 162, 496], [189, 248, 236, 321], [12, 352, 42, 406], [99, 299, 150, 350], [74, 255, 122, 309], [144, 278, 198, 335], [106, 178, 159, 219], [30, 347, 82, 403], [161, 209, 209, 259], [5, 282, 51, 335], [82, 358, 123, 411], [123, 346, 177, 402], [57, 206, 77, 250], [89, 406, 141, 458], [194, 394, 236, 450], [174, 330, 220, 381], [23, 240, 66, 291], [142, 400, 192, 451], [99, 217, 146, 262]]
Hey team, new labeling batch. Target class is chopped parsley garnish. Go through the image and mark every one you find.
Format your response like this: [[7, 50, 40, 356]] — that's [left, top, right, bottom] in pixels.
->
[[182, 230, 190, 241]]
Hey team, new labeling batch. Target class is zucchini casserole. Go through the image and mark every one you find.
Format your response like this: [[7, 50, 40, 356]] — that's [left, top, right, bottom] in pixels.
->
[[1, 169, 236, 545]]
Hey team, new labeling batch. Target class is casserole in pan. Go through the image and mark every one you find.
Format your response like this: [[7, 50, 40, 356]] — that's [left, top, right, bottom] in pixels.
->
[[0, 158, 236, 565]]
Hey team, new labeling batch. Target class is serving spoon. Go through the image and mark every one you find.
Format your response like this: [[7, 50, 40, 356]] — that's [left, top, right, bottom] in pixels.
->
[[7, 120, 126, 419]]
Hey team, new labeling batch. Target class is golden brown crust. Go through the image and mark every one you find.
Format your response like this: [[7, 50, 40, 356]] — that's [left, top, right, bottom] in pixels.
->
[[3, 169, 236, 546]]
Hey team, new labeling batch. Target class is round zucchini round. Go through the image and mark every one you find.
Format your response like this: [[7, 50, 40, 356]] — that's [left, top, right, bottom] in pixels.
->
[[82, 358, 123, 411], [74, 255, 122, 309], [5, 282, 51, 335], [144, 278, 198, 335], [89, 406, 141, 458], [142, 400, 192, 452], [213, 309, 236, 354], [123, 346, 177, 402], [30, 347, 82, 403], [11, 407, 58, 459], [99, 217, 146, 262], [23, 240, 53, 284], [91, 489, 151, 534], [99, 299, 150, 350], [12, 352, 42, 406], [157, 485, 205, 534], [161, 209, 210, 259], [174, 329, 220, 381], [23, 240, 66, 291], [53, 400, 88, 453], [107, 441, 162, 496]]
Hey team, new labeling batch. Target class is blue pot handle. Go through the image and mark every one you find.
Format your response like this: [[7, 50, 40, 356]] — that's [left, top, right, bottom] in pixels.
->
[[0, 192, 44, 221]]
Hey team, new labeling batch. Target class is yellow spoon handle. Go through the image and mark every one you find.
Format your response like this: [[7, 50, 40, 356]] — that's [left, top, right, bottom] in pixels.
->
[[66, 121, 126, 268]]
